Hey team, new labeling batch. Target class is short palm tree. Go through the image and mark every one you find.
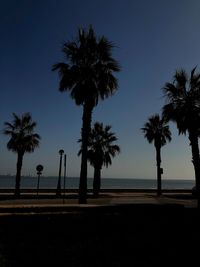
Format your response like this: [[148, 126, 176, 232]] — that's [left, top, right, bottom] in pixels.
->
[[52, 26, 120, 203], [162, 67, 200, 206], [141, 114, 171, 195], [86, 122, 120, 197], [3, 113, 40, 197]]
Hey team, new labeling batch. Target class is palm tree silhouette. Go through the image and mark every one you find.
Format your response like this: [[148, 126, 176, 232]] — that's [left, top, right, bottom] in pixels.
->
[[79, 122, 120, 197], [52, 26, 120, 203], [141, 114, 171, 195], [162, 67, 200, 206], [3, 113, 40, 197], [57, 149, 64, 196]]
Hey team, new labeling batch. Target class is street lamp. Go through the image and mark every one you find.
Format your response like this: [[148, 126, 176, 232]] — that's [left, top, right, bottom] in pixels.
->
[[63, 154, 67, 201], [36, 164, 44, 195]]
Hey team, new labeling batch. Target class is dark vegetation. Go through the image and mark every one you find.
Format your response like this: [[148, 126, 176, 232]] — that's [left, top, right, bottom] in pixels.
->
[[141, 114, 171, 195], [52, 26, 120, 203], [3, 113, 40, 197], [0, 205, 199, 267], [162, 67, 200, 207], [79, 122, 120, 197]]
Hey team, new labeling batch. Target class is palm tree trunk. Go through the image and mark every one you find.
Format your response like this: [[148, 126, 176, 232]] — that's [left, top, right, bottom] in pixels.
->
[[156, 145, 162, 196], [93, 166, 101, 198], [79, 102, 93, 204], [15, 152, 24, 197], [189, 131, 200, 208]]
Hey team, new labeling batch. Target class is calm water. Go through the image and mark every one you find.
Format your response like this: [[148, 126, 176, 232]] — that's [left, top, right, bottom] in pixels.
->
[[0, 176, 195, 189]]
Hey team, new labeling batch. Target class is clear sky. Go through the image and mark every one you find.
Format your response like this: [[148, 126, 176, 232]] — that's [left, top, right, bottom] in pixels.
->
[[0, 0, 199, 179]]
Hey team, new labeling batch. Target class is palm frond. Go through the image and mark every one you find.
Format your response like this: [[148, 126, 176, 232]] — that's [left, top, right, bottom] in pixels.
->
[[78, 121, 120, 168], [142, 114, 172, 147], [3, 113, 40, 154], [162, 67, 200, 135], [52, 25, 120, 106], [174, 69, 187, 88]]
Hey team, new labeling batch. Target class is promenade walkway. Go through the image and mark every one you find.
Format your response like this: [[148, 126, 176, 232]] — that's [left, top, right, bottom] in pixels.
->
[[0, 192, 196, 214]]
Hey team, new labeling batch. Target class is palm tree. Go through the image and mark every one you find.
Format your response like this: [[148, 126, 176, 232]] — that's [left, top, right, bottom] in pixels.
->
[[3, 113, 40, 197], [162, 67, 200, 206], [52, 26, 120, 203], [57, 149, 64, 196], [141, 114, 171, 195], [86, 122, 120, 197]]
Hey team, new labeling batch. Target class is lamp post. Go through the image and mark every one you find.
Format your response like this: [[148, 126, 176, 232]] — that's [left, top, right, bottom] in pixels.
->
[[36, 164, 44, 195], [63, 154, 67, 201], [57, 149, 64, 196]]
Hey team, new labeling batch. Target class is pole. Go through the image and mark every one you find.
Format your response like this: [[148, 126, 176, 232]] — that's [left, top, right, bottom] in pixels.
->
[[37, 173, 40, 195], [63, 154, 67, 203]]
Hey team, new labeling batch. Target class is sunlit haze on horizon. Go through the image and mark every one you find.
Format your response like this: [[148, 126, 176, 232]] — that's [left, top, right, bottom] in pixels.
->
[[0, 0, 199, 180]]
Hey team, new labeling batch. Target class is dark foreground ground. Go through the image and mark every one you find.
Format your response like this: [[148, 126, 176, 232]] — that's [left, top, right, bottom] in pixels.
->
[[0, 202, 200, 267]]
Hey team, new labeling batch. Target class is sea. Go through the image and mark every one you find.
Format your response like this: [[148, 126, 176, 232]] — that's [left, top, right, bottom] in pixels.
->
[[0, 175, 195, 190]]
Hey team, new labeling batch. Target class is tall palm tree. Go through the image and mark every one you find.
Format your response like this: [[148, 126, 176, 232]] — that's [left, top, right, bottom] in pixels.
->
[[3, 113, 40, 197], [141, 114, 171, 195], [52, 26, 120, 203], [86, 122, 120, 197], [162, 67, 200, 206], [57, 149, 64, 196]]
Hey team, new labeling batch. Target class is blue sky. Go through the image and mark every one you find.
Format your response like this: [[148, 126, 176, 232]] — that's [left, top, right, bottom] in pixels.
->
[[0, 0, 199, 179]]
